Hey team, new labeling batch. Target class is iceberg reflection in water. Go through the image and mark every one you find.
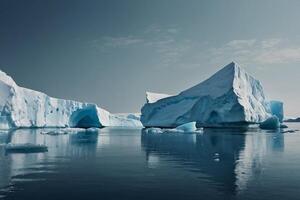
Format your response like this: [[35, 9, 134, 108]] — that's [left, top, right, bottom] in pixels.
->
[[1, 125, 300, 200], [141, 127, 287, 197]]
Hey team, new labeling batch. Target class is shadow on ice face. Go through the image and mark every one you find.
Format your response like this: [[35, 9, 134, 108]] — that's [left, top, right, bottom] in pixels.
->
[[69, 106, 101, 128]]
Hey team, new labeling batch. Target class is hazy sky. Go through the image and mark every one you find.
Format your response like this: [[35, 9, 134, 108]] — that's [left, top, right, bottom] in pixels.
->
[[0, 0, 299, 116]]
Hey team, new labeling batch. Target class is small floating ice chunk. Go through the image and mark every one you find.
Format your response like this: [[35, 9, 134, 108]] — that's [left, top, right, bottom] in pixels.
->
[[64, 128, 86, 132], [281, 129, 299, 134], [175, 122, 197, 132], [86, 127, 100, 132], [41, 128, 91, 135], [144, 128, 163, 134], [259, 116, 280, 130], [41, 130, 68, 136], [144, 122, 201, 134], [144, 127, 178, 134], [5, 143, 48, 153], [280, 124, 288, 128]]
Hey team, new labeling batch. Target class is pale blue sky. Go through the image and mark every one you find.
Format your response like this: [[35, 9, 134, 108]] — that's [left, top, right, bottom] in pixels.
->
[[0, 0, 299, 116]]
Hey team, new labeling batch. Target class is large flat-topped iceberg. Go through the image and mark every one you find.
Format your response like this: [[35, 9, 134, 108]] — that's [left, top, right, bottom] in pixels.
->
[[0, 70, 140, 129], [141, 62, 282, 128]]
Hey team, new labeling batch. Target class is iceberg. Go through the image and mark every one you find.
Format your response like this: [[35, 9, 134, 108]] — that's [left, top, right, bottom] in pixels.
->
[[0, 70, 110, 129], [284, 117, 300, 122], [0, 70, 141, 129], [109, 113, 143, 127], [280, 124, 288, 128], [259, 116, 280, 130], [141, 62, 282, 128], [269, 101, 284, 123]]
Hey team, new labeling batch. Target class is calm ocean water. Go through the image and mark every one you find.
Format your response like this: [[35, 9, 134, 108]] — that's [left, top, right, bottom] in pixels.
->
[[0, 124, 300, 200]]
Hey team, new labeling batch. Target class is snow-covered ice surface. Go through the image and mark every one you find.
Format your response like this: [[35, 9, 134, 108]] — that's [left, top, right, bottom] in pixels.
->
[[0, 70, 142, 129], [146, 92, 172, 103], [141, 62, 283, 128]]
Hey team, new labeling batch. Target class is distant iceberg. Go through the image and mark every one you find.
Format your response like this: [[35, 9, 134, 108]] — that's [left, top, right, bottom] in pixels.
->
[[109, 113, 143, 127], [141, 62, 283, 128], [0, 70, 141, 129], [269, 101, 284, 123], [284, 117, 300, 122]]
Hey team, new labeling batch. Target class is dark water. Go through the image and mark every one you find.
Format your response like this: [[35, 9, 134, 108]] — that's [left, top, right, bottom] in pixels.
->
[[0, 124, 300, 200]]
